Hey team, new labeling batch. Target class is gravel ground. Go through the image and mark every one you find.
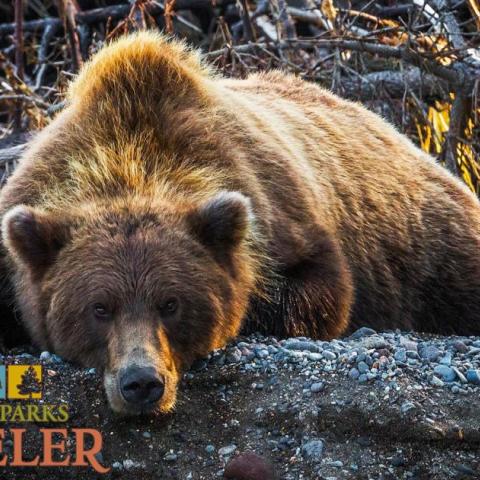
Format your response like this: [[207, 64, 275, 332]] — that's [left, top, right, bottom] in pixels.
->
[[1, 327, 480, 479]]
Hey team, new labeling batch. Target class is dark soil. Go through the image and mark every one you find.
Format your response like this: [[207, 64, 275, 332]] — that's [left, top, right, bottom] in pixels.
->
[[0, 334, 479, 480]]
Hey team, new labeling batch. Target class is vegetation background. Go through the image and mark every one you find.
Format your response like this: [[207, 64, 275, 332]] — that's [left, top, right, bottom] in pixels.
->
[[0, 0, 479, 191]]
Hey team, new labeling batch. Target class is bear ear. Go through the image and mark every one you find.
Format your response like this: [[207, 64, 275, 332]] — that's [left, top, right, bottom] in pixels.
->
[[187, 191, 254, 260], [2, 205, 72, 276]]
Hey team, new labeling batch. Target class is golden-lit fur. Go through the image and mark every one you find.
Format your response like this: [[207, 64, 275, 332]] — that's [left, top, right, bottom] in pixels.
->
[[1, 31, 480, 414]]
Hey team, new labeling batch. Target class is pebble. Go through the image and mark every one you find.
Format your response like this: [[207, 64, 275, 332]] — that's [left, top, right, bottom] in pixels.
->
[[219, 445, 237, 457], [50, 354, 64, 364], [433, 365, 456, 382], [39, 351, 51, 361], [466, 369, 480, 385], [357, 361, 369, 374], [430, 376, 445, 387], [323, 350, 337, 361], [418, 344, 440, 362], [301, 439, 324, 461], [283, 340, 321, 353], [227, 348, 242, 363], [452, 340, 469, 353], [391, 455, 406, 467], [400, 401, 416, 414], [349, 327, 377, 339], [439, 352, 452, 366], [206, 445, 215, 454], [394, 349, 407, 363], [361, 336, 388, 349], [349, 368, 360, 380], [454, 464, 476, 476], [310, 382, 324, 393], [399, 338, 417, 351], [164, 453, 178, 462], [452, 367, 467, 383]]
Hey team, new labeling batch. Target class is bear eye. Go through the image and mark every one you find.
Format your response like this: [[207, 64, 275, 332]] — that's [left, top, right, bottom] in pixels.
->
[[93, 303, 111, 320], [159, 298, 178, 316]]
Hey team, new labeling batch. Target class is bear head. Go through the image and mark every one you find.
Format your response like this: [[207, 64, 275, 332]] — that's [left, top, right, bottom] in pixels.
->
[[2, 191, 256, 415]]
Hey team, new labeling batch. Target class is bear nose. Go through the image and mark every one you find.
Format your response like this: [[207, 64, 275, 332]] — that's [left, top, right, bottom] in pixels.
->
[[119, 366, 164, 405]]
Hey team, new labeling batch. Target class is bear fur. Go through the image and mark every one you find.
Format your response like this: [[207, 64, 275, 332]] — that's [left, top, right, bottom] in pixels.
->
[[1, 32, 480, 412]]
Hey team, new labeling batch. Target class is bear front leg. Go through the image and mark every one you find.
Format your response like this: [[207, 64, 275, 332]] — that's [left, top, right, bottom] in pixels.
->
[[246, 227, 354, 340]]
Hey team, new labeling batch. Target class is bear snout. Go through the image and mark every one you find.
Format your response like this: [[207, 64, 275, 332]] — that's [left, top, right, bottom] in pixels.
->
[[119, 366, 165, 406]]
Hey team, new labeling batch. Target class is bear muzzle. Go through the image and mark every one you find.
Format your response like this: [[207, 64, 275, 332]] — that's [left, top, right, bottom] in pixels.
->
[[119, 365, 165, 406]]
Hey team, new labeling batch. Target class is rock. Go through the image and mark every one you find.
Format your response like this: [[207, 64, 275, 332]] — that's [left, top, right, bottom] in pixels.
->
[[357, 361, 369, 374], [439, 352, 452, 366], [219, 445, 237, 457], [400, 401, 416, 414], [391, 455, 406, 467], [323, 350, 337, 361], [164, 453, 178, 462], [302, 439, 324, 462], [430, 375, 445, 387], [254, 349, 269, 359], [452, 367, 467, 383], [349, 368, 360, 380], [357, 436, 371, 447], [454, 464, 476, 476], [361, 336, 387, 349], [451, 340, 469, 353], [433, 365, 456, 382], [39, 351, 51, 361], [283, 340, 321, 353], [206, 445, 216, 454], [418, 344, 440, 362], [310, 382, 324, 393], [349, 327, 377, 339], [466, 369, 480, 385], [223, 452, 275, 480], [227, 347, 243, 363], [123, 459, 136, 470], [399, 338, 417, 351], [94, 451, 104, 465], [394, 349, 407, 363]]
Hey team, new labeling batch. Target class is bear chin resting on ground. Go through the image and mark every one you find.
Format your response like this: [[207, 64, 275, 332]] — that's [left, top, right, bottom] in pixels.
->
[[0, 32, 479, 415]]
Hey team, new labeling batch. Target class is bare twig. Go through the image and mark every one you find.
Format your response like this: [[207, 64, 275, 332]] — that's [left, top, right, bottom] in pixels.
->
[[164, 0, 177, 34], [0, 0, 235, 36], [13, 0, 24, 130], [206, 38, 478, 88], [239, 0, 256, 42], [34, 22, 60, 91]]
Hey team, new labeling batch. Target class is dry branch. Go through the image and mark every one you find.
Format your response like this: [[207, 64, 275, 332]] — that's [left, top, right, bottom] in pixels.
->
[[0, 0, 235, 36]]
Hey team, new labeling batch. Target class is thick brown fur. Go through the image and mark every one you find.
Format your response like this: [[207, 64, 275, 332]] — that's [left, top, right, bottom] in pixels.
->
[[1, 32, 480, 413]]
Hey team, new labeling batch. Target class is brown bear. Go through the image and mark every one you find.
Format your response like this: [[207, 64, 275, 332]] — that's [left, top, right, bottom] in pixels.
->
[[1, 32, 479, 415]]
